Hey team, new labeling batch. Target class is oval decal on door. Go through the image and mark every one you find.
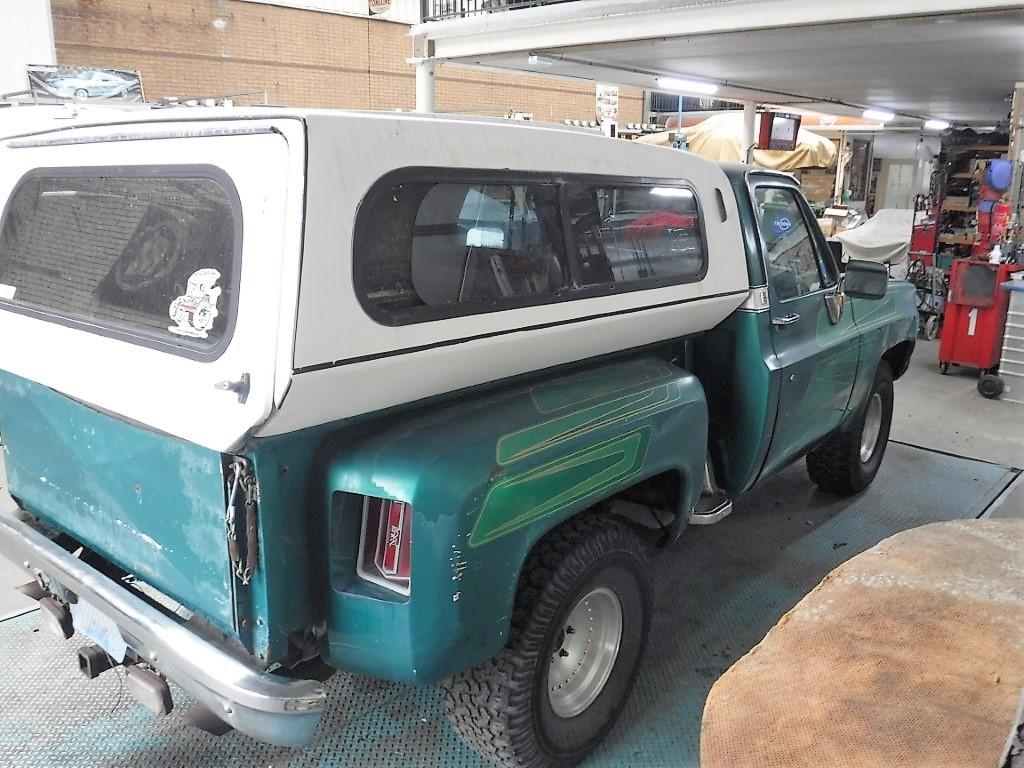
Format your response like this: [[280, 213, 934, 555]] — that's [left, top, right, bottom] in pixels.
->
[[369, 0, 391, 13]]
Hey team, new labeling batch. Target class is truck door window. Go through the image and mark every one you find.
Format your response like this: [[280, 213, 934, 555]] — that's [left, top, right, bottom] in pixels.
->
[[564, 183, 705, 287], [754, 186, 827, 301], [0, 167, 239, 358]]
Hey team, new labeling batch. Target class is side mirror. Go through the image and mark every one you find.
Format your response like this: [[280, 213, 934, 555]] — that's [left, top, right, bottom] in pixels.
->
[[828, 240, 846, 272], [844, 259, 888, 300]]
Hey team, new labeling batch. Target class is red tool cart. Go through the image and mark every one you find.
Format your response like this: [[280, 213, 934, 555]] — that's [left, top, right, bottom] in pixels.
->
[[939, 259, 1023, 393]]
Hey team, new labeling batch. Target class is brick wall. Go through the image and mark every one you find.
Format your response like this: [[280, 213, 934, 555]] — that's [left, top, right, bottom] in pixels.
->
[[50, 0, 644, 123]]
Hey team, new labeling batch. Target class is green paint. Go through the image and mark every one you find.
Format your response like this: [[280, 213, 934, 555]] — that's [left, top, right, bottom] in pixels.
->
[[528, 359, 673, 413], [315, 357, 707, 682], [472, 427, 651, 547], [497, 384, 678, 465], [0, 371, 237, 634]]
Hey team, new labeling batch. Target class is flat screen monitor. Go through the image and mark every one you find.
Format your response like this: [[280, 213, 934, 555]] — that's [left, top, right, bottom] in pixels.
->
[[757, 112, 802, 151]]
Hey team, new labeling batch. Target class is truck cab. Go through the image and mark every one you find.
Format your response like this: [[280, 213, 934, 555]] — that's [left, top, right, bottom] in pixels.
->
[[0, 106, 916, 768]]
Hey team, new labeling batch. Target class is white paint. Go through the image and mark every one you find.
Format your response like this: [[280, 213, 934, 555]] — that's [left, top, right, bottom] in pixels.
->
[[0, 0, 55, 96], [0, 107, 748, 445], [0, 284, 15, 300], [968, 307, 979, 337], [256, 110, 749, 435], [0, 115, 305, 453], [742, 102, 756, 165], [418, 1, 1024, 125], [414, 60, 436, 113], [418, 0, 1019, 60], [236, 0, 420, 24]]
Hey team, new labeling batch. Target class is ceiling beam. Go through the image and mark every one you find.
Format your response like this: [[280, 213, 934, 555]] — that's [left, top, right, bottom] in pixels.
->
[[418, 0, 1024, 61]]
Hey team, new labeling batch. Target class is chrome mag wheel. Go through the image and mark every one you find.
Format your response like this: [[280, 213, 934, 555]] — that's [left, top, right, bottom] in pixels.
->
[[548, 586, 623, 718], [860, 392, 883, 463]]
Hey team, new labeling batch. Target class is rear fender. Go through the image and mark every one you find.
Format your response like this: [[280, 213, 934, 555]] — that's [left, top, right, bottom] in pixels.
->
[[315, 357, 708, 682]]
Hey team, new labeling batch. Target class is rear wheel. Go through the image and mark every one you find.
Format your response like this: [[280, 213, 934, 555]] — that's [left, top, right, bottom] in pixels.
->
[[442, 513, 651, 768], [807, 361, 894, 495]]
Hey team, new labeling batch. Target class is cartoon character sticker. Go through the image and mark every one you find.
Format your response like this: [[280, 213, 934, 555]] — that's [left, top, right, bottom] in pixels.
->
[[168, 268, 222, 339]]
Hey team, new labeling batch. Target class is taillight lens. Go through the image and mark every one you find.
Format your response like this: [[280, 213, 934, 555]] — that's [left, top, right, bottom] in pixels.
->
[[357, 497, 411, 596]]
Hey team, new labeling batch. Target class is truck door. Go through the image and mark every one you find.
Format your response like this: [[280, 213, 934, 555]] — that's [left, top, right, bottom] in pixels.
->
[[751, 181, 860, 476]]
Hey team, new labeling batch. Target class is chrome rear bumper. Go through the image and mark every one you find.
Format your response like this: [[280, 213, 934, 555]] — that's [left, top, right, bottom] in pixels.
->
[[0, 511, 326, 747]]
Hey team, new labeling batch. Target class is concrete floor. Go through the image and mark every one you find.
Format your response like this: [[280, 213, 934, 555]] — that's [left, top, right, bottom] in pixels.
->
[[0, 457, 33, 619], [890, 338, 1024, 519], [0, 336, 1021, 614], [1, 442, 1014, 768]]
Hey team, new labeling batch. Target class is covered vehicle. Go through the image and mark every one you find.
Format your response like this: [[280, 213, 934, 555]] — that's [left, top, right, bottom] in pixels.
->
[[832, 208, 915, 279], [636, 112, 838, 170]]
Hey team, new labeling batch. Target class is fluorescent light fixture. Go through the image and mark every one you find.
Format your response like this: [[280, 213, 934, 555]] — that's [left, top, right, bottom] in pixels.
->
[[656, 77, 719, 95], [863, 108, 896, 122], [924, 119, 950, 131]]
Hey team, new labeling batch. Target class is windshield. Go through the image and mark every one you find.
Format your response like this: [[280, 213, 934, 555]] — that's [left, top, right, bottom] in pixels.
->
[[0, 167, 239, 357]]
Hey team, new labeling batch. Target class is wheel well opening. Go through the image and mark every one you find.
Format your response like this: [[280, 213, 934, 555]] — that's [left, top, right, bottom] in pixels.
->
[[609, 470, 685, 544], [883, 340, 915, 380]]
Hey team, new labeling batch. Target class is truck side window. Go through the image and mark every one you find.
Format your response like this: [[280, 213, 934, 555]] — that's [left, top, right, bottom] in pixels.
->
[[358, 181, 567, 321], [754, 187, 828, 301], [563, 183, 705, 287]]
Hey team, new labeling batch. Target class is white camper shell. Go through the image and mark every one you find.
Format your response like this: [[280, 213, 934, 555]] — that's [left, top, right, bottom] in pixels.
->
[[0, 106, 750, 450]]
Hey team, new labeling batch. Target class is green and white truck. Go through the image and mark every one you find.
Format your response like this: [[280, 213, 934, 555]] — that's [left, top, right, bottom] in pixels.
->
[[0, 107, 916, 767]]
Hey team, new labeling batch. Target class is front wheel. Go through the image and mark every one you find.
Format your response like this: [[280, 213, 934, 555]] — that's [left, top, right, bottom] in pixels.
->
[[442, 513, 651, 768], [807, 361, 894, 495]]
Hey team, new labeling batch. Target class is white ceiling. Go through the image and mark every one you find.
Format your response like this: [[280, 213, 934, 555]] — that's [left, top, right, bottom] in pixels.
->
[[436, 7, 1024, 125]]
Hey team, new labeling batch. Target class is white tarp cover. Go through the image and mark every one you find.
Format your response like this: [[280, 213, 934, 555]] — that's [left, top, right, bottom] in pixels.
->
[[833, 208, 913, 275]]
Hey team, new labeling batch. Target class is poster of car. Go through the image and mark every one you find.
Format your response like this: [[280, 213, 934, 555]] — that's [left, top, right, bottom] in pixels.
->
[[27, 65, 144, 102]]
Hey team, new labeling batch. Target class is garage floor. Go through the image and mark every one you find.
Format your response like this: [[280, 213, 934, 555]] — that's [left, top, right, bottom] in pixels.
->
[[0, 336, 1021, 767], [0, 442, 1016, 768]]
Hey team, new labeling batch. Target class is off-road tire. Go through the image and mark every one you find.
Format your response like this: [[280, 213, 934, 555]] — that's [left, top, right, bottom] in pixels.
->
[[806, 361, 894, 495], [442, 513, 651, 768]]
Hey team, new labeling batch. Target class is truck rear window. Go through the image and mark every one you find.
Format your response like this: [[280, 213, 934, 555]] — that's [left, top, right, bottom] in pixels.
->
[[0, 167, 239, 357]]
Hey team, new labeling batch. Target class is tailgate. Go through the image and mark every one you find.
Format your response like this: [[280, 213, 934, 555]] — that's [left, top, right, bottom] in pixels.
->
[[0, 118, 304, 636], [0, 371, 236, 631]]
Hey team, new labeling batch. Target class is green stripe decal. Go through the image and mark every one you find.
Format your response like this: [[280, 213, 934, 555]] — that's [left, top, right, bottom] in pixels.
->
[[469, 426, 652, 548], [496, 385, 678, 466]]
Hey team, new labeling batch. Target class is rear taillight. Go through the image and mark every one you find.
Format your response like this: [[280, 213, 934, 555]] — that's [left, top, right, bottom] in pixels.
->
[[357, 497, 411, 596]]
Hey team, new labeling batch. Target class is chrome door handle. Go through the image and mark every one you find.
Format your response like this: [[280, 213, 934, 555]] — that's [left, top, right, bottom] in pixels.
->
[[772, 313, 801, 326]]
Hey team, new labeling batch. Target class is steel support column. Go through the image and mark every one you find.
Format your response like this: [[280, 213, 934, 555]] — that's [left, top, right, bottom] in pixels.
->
[[415, 60, 436, 114], [742, 102, 757, 164]]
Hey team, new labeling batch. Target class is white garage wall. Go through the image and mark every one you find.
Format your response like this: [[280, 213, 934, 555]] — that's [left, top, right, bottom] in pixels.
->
[[237, 0, 421, 24], [0, 0, 55, 97]]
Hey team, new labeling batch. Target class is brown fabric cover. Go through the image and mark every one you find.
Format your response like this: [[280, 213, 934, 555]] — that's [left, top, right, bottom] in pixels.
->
[[701, 520, 1024, 768]]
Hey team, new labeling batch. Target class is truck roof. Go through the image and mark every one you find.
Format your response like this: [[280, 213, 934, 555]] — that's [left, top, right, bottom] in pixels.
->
[[0, 102, 610, 143]]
